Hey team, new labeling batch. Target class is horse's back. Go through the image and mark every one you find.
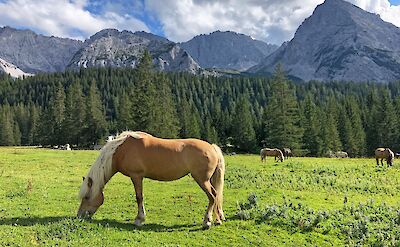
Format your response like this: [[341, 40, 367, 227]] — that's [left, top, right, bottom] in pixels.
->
[[113, 135, 218, 181]]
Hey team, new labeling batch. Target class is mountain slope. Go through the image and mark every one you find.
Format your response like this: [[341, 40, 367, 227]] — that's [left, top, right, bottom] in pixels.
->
[[67, 29, 200, 73], [0, 26, 83, 73], [249, 0, 400, 82], [0, 57, 33, 78], [181, 31, 277, 71]]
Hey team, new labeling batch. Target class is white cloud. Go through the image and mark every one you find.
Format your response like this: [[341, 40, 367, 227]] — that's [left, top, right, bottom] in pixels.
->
[[145, 0, 400, 45], [0, 0, 149, 40]]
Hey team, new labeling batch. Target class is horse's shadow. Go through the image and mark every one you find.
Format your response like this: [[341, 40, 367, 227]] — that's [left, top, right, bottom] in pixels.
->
[[0, 216, 203, 232]]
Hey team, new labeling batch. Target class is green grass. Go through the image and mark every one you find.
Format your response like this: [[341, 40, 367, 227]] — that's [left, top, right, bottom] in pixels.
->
[[1, 148, 400, 246]]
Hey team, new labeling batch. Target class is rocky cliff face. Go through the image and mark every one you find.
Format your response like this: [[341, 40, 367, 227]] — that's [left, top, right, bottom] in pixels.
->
[[0, 26, 83, 73], [181, 31, 277, 71], [249, 0, 400, 82], [0, 57, 32, 78], [67, 29, 200, 73]]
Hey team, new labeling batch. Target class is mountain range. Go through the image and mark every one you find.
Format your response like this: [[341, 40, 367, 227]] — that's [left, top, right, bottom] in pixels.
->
[[1, 0, 400, 82], [249, 0, 400, 82]]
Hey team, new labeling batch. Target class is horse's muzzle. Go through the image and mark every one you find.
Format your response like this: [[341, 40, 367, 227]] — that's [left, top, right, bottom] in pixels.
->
[[77, 210, 93, 219]]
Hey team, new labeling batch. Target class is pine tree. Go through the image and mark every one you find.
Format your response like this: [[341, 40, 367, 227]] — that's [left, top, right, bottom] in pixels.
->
[[131, 50, 157, 132], [263, 65, 302, 150], [116, 92, 134, 131], [231, 96, 256, 151], [28, 104, 39, 145], [179, 98, 201, 138], [320, 98, 342, 154], [0, 107, 15, 146], [85, 80, 108, 146], [63, 82, 86, 146], [301, 95, 322, 156], [147, 74, 179, 138]]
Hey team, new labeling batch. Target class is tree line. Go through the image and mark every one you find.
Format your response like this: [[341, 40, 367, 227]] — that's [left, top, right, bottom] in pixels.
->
[[0, 51, 400, 156]]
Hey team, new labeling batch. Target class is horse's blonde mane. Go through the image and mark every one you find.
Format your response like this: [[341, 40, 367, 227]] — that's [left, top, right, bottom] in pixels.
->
[[79, 131, 146, 199]]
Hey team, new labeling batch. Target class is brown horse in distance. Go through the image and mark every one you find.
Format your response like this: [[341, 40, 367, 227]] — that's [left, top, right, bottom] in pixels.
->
[[260, 148, 285, 162], [375, 148, 395, 166], [78, 131, 225, 229]]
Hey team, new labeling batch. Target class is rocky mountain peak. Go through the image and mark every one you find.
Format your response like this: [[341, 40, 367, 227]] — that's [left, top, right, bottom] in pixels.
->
[[67, 29, 200, 73], [180, 30, 277, 71], [248, 0, 400, 82]]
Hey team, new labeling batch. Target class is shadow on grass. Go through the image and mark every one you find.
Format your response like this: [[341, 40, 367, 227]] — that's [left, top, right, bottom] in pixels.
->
[[0, 216, 204, 232]]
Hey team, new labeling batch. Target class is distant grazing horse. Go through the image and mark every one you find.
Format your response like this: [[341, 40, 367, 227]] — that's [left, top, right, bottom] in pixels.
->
[[335, 151, 348, 158], [375, 147, 395, 166], [260, 148, 284, 162], [78, 131, 225, 229], [283, 148, 292, 159]]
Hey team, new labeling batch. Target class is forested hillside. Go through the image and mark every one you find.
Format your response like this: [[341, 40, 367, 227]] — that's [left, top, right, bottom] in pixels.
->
[[0, 51, 399, 156]]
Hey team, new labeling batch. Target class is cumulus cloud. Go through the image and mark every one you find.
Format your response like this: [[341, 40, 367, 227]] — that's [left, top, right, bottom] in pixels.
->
[[0, 0, 149, 40], [145, 0, 400, 45]]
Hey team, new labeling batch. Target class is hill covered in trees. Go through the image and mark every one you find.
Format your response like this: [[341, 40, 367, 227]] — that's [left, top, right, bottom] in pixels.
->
[[0, 51, 399, 156]]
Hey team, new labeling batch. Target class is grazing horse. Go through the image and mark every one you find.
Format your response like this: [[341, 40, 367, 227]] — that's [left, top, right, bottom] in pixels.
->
[[375, 147, 395, 166], [78, 131, 225, 229], [335, 151, 349, 158], [282, 148, 292, 159], [260, 148, 284, 162]]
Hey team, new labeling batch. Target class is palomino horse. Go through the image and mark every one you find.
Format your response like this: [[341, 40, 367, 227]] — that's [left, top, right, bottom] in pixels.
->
[[282, 148, 292, 159], [375, 147, 395, 166], [260, 148, 284, 162], [78, 131, 225, 229]]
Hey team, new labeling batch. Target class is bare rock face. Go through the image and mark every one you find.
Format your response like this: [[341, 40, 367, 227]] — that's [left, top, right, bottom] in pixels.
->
[[0, 26, 83, 73], [0, 57, 33, 78], [67, 29, 200, 73], [181, 31, 278, 71], [249, 0, 400, 82]]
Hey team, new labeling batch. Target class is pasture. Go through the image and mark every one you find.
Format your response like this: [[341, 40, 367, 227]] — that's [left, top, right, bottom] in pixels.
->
[[1, 147, 400, 246]]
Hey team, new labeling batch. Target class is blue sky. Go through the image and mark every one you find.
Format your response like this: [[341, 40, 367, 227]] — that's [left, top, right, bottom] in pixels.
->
[[0, 0, 400, 44]]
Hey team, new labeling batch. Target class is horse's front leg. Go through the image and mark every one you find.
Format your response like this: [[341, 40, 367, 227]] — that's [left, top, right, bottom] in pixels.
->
[[131, 176, 145, 226]]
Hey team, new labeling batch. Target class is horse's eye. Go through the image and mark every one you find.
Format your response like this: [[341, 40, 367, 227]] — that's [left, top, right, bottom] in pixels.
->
[[84, 195, 90, 200]]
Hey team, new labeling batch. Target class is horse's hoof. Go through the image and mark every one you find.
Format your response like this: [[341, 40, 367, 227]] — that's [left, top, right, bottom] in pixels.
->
[[134, 219, 143, 226], [215, 219, 222, 225], [202, 221, 212, 229]]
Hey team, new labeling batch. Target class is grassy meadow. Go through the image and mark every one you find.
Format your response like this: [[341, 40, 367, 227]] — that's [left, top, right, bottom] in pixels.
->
[[1, 147, 400, 246]]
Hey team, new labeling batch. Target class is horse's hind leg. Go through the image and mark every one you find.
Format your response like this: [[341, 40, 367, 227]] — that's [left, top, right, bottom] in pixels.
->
[[193, 178, 220, 229], [131, 176, 145, 226]]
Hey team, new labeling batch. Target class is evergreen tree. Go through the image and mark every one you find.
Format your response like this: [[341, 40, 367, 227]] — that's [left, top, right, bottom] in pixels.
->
[[116, 92, 134, 131], [264, 65, 302, 150], [301, 95, 322, 156], [85, 80, 108, 146], [320, 98, 342, 154], [179, 98, 201, 138], [131, 50, 157, 132], [63, 82, 86, 146], [147, 74, 180, 138], [0, 107, 14, 145], [28, 104, 39, 145], [231, 96, 256, 151]]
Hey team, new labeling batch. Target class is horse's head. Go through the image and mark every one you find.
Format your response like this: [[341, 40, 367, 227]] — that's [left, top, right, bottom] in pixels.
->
[[387, 149, 395, 166], [77, 176, 104, 219]]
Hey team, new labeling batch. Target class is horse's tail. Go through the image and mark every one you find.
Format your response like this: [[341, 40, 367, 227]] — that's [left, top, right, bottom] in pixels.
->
[[211, 144, 225, 221]]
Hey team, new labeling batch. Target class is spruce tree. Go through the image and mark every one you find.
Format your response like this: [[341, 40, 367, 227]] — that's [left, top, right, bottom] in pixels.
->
[[85, 80, 108, 146], [131, 50, 157, 132], [263, 65, 302, 150], [63, 82, 86, 146], [231, 96, 256, 151], [301, 95, 322, 156], [147, 74, 179, 138], [320, 98, 342, 154]]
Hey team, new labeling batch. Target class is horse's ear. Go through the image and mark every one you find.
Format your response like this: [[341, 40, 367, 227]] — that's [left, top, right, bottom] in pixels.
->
[[87, 177, 93, 188]]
